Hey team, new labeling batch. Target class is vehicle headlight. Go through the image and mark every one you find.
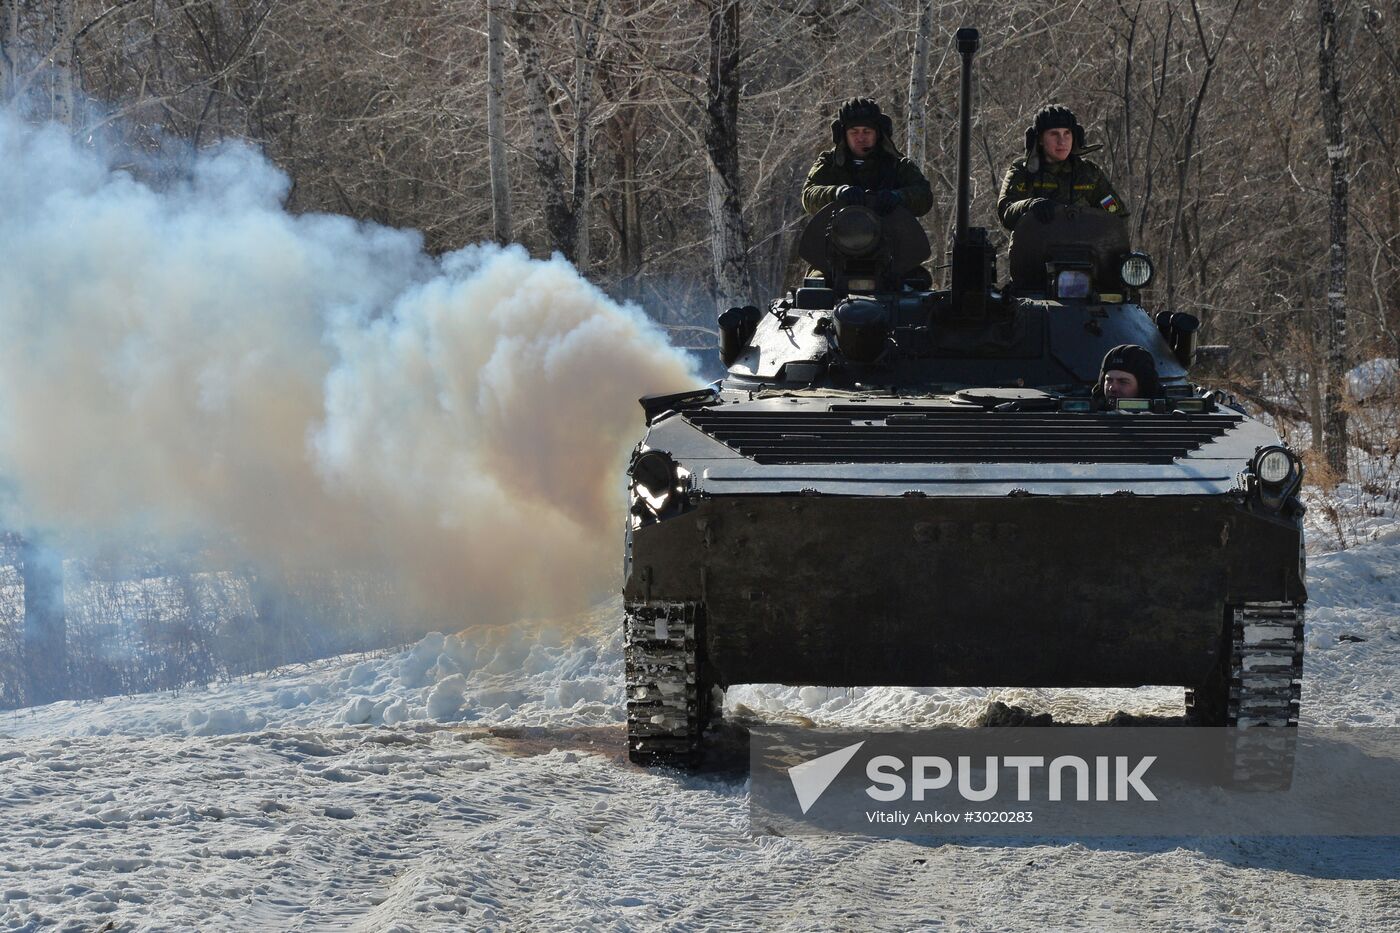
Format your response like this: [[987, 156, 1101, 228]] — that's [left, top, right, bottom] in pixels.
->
[[631, 449, 677, 509], [1249, 445, 1302, 512], [1253, 446, 1299, 487], [1120, 253, 1153, 288], [830, 206, 882, 257], [630, 450, 696, 526]]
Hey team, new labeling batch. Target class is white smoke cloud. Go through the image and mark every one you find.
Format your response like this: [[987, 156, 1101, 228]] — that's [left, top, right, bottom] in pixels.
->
[[0, 116, 698, 627]]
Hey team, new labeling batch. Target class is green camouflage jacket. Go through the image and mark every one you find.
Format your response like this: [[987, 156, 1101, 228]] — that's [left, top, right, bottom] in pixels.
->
[[802, 144, 933, 217], [996, 156, 1127, 230]]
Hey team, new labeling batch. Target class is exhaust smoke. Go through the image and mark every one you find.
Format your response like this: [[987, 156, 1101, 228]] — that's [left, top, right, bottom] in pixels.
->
[[0, 116, 698, 631]]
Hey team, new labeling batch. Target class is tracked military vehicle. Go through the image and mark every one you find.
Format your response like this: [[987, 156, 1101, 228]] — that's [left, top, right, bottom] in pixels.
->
[[623, 29, 1305, 767]]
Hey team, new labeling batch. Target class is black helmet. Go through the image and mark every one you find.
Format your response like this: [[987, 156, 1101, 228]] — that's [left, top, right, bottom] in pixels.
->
[[1096, 344, 1162, 399], [831, 97, 894, 146], [1023, 104, 1089, 171]]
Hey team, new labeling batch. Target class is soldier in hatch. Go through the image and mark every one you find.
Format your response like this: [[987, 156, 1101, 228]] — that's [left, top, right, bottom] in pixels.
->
[[1094, 344, 1162, 404], [803, 98, 933, 218], [997, 104, 1127, 231]]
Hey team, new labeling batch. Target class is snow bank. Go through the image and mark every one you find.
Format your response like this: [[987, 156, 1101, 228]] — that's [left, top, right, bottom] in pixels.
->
[[1, 602, 626, 740]]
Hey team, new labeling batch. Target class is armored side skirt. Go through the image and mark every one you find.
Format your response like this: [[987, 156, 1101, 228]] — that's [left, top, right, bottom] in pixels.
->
[[624, 495, 1304, 689]]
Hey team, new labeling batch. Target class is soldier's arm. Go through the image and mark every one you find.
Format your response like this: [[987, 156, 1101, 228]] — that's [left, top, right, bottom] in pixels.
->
[[893, 160, 934, 217], [996, 164, 1036, 230], [802, 152, 845, 215], [1090, 164, 1129, 219]]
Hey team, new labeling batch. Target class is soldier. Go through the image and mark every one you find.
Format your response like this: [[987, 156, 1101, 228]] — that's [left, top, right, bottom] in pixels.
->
[[997, 104, 1127, 231], [803, 98, 933, 218], [1095, 344, 1161, 403]]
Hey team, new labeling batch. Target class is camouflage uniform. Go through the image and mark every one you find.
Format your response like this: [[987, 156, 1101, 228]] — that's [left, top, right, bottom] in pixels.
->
[[803, 144, 933, 217], [996, 155, 1127, 231]]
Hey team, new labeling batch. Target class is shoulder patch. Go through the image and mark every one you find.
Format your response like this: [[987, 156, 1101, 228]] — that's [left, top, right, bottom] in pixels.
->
[[1100, 193, 1121, 213]]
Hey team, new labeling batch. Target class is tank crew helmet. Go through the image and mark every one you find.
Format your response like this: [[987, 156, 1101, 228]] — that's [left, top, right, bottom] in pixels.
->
[[832, 97, 895, 147], [1097, 343, 1162, 400], [1023, 104, 1091, 172]]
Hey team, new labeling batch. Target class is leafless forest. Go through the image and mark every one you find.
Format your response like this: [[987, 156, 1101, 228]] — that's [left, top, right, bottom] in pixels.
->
[[1, 0, 1394, 453], [1, 0, 1397, 706]]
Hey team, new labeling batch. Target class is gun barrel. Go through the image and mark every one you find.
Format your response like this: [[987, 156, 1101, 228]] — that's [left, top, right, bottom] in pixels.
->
[[954, 27, 980, 240]]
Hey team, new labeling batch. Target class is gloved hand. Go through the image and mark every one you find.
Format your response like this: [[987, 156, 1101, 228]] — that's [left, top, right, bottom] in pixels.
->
[[1030, 198, 1057, 223], [867, 189, 902, 215], [834, 185, 865, 206]]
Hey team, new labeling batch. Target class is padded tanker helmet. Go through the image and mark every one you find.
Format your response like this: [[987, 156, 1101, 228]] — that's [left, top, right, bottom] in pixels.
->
[[832, 97, 894, 146], [1023, 104, 1088, 172], [1098, 343, 1162, 399]]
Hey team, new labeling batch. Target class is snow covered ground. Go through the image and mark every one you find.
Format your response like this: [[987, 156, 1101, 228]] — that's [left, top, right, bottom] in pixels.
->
[[4, 526, 1400, 930]]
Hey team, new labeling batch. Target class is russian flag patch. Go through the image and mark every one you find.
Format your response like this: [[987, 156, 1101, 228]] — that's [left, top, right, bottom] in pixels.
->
[[1100, 194, 1121, 213]]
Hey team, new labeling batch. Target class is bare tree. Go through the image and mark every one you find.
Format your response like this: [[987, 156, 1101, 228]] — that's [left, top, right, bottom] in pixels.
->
[[594, 0, 649, 288], [510, 0, 604, 267], [703, 0, 751, 311], [1317, 0, 1349, 475], [1163, 0, 1242, 310], [568, 0, 605, 269], [49, 0, 74, 125], [906, 0, 934, 165], [487, 0, 513, 244], [512, 0, 575, 257], [0, 0, 17, 102]]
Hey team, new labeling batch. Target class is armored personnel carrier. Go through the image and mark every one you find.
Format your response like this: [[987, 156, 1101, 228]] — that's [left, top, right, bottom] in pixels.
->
[[622, 29, 1305, 767]]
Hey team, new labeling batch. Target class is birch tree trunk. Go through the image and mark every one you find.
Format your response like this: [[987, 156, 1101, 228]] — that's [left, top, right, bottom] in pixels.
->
[[607, 0, 643, 286], [569, 0, 604, 273], [617, 108, 642, 280], [905, 0, 933, 163], [0, 0, 16, 104], [50, 0, 74, 126], [704, 0, 752, 311], [487, 0, 513, 244], [1317, 0, 1350, 476], [511, 0, 576, 259]]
